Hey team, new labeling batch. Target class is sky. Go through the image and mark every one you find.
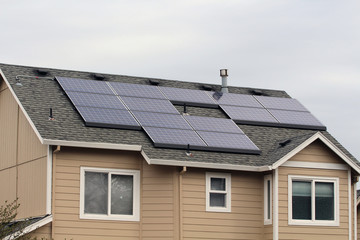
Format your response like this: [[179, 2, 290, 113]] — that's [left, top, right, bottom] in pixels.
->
[[1, 0, 359, 160]]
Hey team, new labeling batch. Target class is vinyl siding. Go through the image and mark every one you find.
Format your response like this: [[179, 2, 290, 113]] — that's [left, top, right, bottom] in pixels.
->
[[28, 223, 52, 240], [278, 141, 351, 240], [182, 169, 263, 240], [0, 82, 48, 219]]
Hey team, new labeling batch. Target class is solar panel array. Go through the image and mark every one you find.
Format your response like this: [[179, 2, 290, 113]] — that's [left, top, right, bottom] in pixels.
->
[[56, 76, 326, 154]]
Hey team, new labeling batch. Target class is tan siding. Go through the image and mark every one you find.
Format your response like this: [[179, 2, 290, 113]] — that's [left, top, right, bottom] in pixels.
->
[[17, 157, 47, 219], [53, 148, 142, 240], [358, 205, 360, 240], [288, 139, 344, 164], [278, 165, 349, 240], [0, 167, 17, 204], [182, 169, 263, 240], [0, 88, 18, 170], [28, 223, 52, 240]]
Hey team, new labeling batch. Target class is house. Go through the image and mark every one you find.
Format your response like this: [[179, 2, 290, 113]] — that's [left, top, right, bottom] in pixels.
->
[[0, 63, 359, 240]]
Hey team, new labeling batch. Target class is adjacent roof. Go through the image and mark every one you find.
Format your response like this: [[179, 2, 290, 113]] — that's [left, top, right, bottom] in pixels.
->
[[1, 63, 359, 172]]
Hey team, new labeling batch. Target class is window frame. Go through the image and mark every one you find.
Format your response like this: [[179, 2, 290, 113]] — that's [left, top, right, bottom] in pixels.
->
[[288, 175, 339, 226], [264, 174, 272, 225], [80, 167, 140, 221], [206, 172, 231, 212]]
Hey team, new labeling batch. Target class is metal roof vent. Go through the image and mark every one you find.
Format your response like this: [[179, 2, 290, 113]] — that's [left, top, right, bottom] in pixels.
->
[[35, 69, 49, 76], [148, 79, 160, 86], [92, 73, 105, 80], [220, 69, 228, 93]]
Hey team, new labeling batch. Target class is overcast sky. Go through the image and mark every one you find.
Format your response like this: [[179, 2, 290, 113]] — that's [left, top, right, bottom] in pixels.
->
[[1, 0, 359, 160]]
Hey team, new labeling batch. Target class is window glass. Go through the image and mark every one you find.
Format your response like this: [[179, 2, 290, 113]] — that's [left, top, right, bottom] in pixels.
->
[[84, 172, 108, 214], [111, 175, 134, 215], [315, 182, 334, 220], [211, 178, 226, 191], [267, 180, 271, 219], [210, 193, 226, 207], [292, 181, 311, 220]]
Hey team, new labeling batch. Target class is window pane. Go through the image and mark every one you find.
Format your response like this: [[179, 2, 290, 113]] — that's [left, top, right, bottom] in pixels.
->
[[315, 182, 334, 220], [292, 181, 311, 220], [267, 180, 271, 219], [84, 172, 108, 214], [210, 193, 226, 207], [211, 178, 226, 191], [111, 175, 133, 215]]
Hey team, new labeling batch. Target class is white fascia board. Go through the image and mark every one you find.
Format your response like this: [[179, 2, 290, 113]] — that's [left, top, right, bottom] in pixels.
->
[[0, 70, 44, 144], [43, 139, 142, 151], [272, 132, 360, 174], [4, 215, 53, 240]]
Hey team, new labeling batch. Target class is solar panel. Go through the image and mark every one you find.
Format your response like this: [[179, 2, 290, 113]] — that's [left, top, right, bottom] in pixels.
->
[[220, 105, 278, 125], [160, 87, 218, 108], [121, 96, 179, 114], [184, 115, 243, 134], [66, 91, 127, 110], [56, 77, 114, 95], [213, 93, 263, 108], [254, 96, 308, 111], [76, 106, 141, 130], [143, 127, 207, 149], [268, 109, 326, 130], [196, 131, 260, 154], [132, 111, 192, 130], [109, 82, 166, 99]]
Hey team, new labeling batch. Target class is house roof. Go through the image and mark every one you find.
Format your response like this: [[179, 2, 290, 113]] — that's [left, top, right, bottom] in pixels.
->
[[1, 63, 359, 172]]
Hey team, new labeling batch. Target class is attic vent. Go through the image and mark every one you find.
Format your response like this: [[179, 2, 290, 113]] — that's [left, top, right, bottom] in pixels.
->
[[201, 85, 214, 91], [148, 79, 160, 86], [279, 139, 291, 147], [250, 89, 266, 96], [35, 69, 49, 76], [92, 73, 105, 80]]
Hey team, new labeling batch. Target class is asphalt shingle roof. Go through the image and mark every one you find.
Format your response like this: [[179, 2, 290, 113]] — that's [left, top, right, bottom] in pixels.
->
[[0, 63, 358, 169]]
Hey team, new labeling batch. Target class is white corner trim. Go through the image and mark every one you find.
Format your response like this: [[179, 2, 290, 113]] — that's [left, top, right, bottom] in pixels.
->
[[349, 170, 352, 240], [272, 132, 360, 174], [273, 169, 279, 240], [43, 139, 142, 151], [354, 183, 357, 240], [46, 145, 52, 215], [3, 215, 53, 240], [0, 70, 44, 144], [281, 161, 348, 171]]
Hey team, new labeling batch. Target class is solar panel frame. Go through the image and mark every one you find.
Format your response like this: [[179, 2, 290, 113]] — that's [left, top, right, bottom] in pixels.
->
[[66, 91, 127, 110], [143, 126, 207, 149], [160, 87, 218, 108], [121, 96, 180, 114], [268, 109, 326, 130], [56, 77, 114, 95], [213, 92, 263, 108], [76, 106, 141, 130], [196, 131, 261, 154], [254, 95, 308, 111], [109, 82, 166, 99], [132, 111, 193, 130], [184, 115, 244, 134]]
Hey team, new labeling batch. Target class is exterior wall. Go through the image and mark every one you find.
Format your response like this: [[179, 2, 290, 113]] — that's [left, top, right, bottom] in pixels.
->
[[0, 81, 47, 219], [358, 204, 360, 240], [28, 223, 52, 240], [278, 141, 352, 240]]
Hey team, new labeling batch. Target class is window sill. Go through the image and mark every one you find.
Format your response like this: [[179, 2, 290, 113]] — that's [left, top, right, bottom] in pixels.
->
[[288, 219, 339, 227], [80, 213, 139, 221]]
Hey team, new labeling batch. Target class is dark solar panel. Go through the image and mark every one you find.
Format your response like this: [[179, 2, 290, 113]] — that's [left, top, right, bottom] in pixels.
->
[[197, 131, 260, 154], [269, 109, 326, 130], [56, 77, 114, 95], [143, 127, 207, 149], [66, 92, 127, 110], [220, 105, 278, 125], [160, 87, 218, 107], [121, 96, 179, 114], [109, 82, 166, 99], [76, 106, 141, 130], [184, 115, 243, 134], [213, 93, 263, 108], [132, 111, 192, 130], [254, 96, 308, 111]]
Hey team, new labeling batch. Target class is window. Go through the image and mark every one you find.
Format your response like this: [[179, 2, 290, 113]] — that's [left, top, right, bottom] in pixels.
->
[[80, 167, 140, 221], [264, 175, 272, 224], [206, 172, 231, 212], [288, 175, 339, 226]]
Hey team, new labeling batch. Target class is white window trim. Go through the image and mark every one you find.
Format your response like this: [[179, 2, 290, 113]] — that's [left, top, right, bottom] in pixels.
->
[[206, 172, 231, 212], [80, 167, 140, 221], [288, 175, 339, 226], [264, 174, 272, 225]]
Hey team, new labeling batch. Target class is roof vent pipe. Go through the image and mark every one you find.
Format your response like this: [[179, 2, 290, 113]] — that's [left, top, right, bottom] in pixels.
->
[[220, 69, 228, 93]]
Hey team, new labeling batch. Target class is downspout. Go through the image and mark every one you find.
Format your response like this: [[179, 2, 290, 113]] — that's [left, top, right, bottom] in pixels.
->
[[179, 166, 187, 240]]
